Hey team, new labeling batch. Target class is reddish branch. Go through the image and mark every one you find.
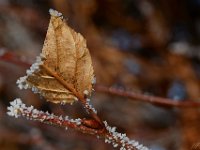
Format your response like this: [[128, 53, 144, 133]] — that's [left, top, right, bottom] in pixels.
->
[[95, 85, 200, 108], [8, 99, 139, 150], [23, 108, 104, 135], [1, 49, 200, 108], [41, 65, 141, 149], [0, 50, 30, 67]]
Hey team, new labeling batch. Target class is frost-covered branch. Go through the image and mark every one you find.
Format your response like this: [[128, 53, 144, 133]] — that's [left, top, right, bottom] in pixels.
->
[[7, 99, 149, 150], [7, 99, 102, 134], [8, 99, 80, 125], [103, 121, 149, 150]]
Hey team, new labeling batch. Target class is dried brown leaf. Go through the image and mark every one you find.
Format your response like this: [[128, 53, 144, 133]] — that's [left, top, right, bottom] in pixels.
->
[[23, 10, 94, 104]]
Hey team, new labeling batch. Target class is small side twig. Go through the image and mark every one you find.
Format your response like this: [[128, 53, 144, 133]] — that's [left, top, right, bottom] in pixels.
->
[[0, 49, 30, 67], [1, 49, 200, 108], [95, 85, 200, 108]]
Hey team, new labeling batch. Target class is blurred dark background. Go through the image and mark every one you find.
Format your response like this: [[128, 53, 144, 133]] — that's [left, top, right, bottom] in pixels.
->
[[0, 0, 200, 150]]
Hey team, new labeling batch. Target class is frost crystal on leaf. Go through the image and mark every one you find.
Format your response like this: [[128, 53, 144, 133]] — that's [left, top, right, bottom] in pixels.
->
[[49, 9, 62, 17], [16, 53, 44, 90], [16, 76, 29, 89], [83, 90, 89, 95], [20, 11, 94, 104], [27, 54, 44, 76], [92, 76, 96, 84]]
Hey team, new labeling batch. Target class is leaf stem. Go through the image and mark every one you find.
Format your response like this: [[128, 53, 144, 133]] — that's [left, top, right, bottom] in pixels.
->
[[41, 64, 102, 125]]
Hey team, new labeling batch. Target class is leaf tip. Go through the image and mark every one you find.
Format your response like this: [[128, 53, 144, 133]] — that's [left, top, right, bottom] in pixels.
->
[[49, 9, 63, 17], [83, 90, 89, 95]]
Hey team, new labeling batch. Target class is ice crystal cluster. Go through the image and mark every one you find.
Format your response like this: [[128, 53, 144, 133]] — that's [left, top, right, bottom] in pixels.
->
[[85, 98, 97, 114], [49, 9, 62, 17], [83, 91, 97, 114], [16, 53, 44, 90], [7, 98, 23, 118], [103, 121, 150, 150], [7, 98, 82, 126]]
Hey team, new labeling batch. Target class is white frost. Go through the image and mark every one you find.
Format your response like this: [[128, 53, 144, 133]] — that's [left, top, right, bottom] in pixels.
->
[[65, 116, 81, 125], [92, 76, 96, 84], [83, 90, 89, 95], [49, 9, 62, 17], [7, 98, 23, 118], [103, 121, 150, 150], [85, 98, 97, 114], [7, 99, 82, 126], [16, 76, 29, 89], [16, 53, 44, 91]]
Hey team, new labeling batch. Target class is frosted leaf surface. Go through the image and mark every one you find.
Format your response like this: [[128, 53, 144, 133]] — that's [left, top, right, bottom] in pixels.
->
[[16, 9, 94, 104]]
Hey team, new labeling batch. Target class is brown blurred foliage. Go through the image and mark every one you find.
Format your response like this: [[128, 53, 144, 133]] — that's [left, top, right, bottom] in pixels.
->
[[0, 0, 200, 150]]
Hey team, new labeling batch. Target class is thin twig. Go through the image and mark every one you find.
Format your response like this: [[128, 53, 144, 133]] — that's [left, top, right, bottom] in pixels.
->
[[0, 50, 30, 67], [95, 85, 200, 108], [1, 49, 200, 108], [22, 105, 104, 135]]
